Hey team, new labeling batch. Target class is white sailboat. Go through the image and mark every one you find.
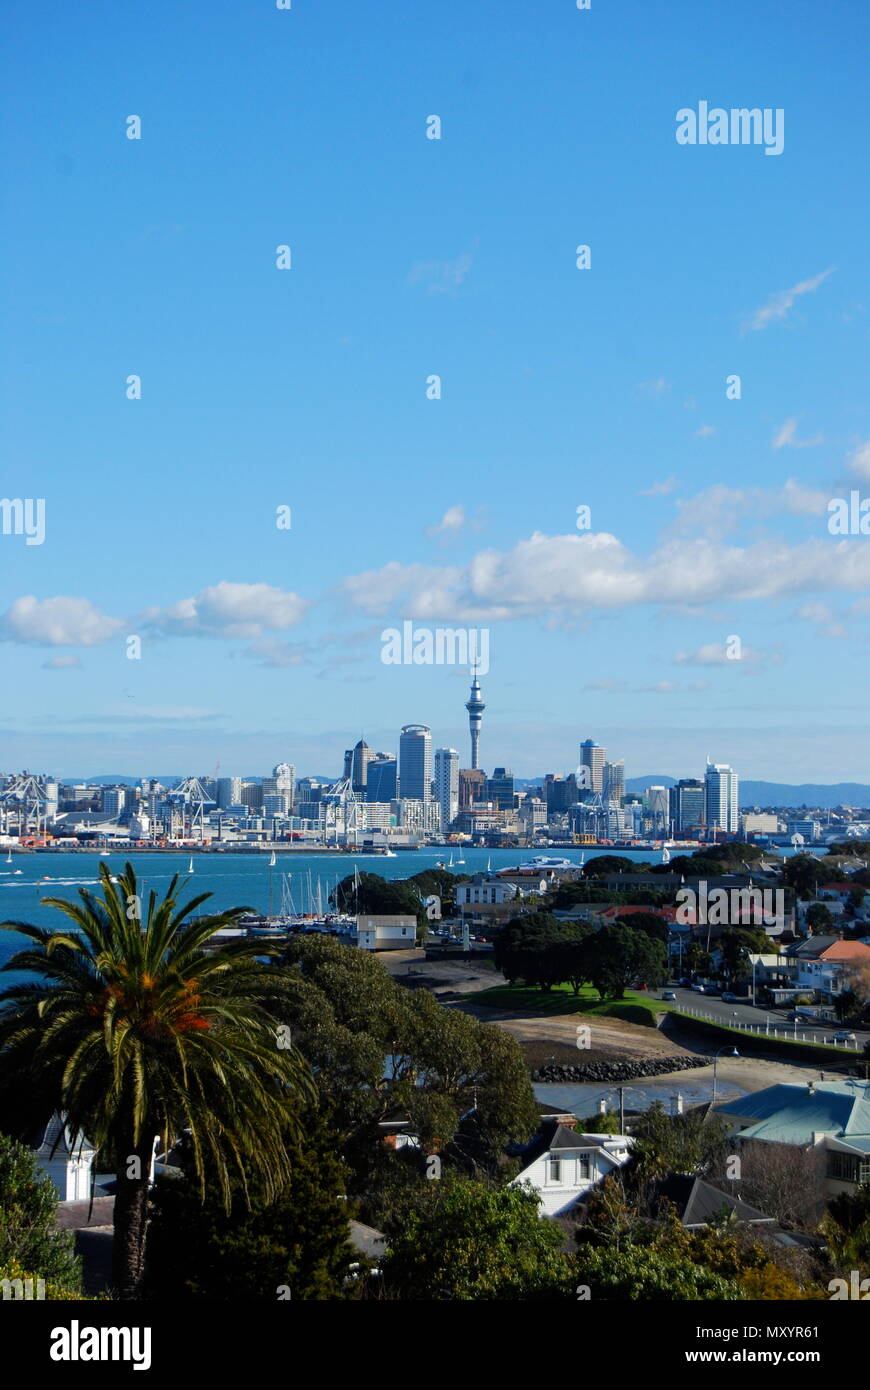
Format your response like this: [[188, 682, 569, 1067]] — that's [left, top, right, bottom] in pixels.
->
[[661, 844, 671, 865], [268, 850, 277, 867], [447, 852, 454, 868], [5, 850, 12, 864], [188, 856, 194, 873]]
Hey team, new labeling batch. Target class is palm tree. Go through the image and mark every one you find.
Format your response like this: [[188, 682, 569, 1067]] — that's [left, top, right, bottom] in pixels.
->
[[0, 862, 313, 1298]]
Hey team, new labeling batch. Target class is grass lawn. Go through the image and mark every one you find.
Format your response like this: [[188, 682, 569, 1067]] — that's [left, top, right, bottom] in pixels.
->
[[466, 981, 678, 1029]]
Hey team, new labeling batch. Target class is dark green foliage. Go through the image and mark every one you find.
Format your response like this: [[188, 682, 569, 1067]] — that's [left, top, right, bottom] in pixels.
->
[[144, 1110, 356, 1301], [378, 1175, 573, 1300], [0, 1132, 82, 1293]]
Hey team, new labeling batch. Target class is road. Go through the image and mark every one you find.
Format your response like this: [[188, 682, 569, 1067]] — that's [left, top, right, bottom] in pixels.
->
[[664, 985, 869, 1051]]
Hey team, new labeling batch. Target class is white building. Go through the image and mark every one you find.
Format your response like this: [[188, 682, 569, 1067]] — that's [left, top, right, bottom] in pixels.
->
[[511, 1117, 632, 1217], [32, 1114, 95, 1202], [705, 762, 739, 833], [434, 747, 459, 832], [356, 914, 418, 951], [455, 879, 519, 906]]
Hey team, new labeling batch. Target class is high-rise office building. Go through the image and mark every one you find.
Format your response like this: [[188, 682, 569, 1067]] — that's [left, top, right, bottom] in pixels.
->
[[459, 768, 486, 809], [669, 778, 705, 833], [434, 747, 459, 831], [485, 766, 515, 811], [351, 739, 371, 795], [216, 776, 243, 809], [579, 739, 605, 795], [465, 675, 486, 770], [398, 725, 432, 802], [544, 772, 579, 815], [705, 762, 739, 833], [366, 755, 397, 802], [102, 787, 126, 816], [603, 760, 625, 803]]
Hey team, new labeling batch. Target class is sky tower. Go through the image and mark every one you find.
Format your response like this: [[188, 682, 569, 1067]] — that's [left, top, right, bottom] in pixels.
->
[[465, 672, 486, 770]]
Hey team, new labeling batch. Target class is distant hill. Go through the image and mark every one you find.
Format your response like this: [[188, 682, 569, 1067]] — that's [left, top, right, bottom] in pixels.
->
[[626, 777, 870, 809]]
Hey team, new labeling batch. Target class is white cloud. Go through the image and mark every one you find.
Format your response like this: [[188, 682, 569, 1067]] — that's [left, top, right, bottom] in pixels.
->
[[668, 480, 828, 537], [0, 596, 123, 647], [637, 377, 670, 395], [744, 268, 835, 332], [695, 425, 716, 439], [673, 642, 779, 668], [796, 602, 847, 638], [407, 251, 473, 294], [43, 655, 82, 669], [424, 504, 484, 539], [143, 582, 309, 639], [772, 418, 823, 450], [640, 476, 678, 496], [846, 440, 870, 482], [341, 526, 870, 623]]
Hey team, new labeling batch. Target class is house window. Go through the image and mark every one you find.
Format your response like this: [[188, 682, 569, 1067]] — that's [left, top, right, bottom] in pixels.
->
[[577, 1155, 591, 1180], [548, 1158, 562, 1183], [828, 1153, 860, 1184]]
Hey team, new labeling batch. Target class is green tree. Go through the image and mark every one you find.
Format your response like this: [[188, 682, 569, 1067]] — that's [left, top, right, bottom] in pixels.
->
[[0, 1132, 82, 1294], [582, 855, 637, 878], [618, 911, 669, 943], [718, 928, 770, 983], [0, 863, 313, 1299], [379, 1176, 572, 1300], [783, 855, 821, 899], [628, 1101, 731, 1182], [144, 1109, 356, 1301], [575, 1244, 744, 1300], [805, 902, 834, 932], [585, 925, 667, 999]]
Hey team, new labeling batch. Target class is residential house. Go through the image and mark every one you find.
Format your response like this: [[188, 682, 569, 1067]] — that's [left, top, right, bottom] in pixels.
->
[[510, 1116, 632, 1217], [716, 1080, 870, 1196], [31, 1113, 95, 1202], [781, 935, 870, 1004]]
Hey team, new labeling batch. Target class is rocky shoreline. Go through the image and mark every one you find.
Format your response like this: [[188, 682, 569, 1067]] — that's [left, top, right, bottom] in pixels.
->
[[532, 1055, 709, 1084]]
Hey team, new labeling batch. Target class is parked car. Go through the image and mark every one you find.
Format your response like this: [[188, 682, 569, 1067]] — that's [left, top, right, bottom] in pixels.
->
[[662, 990, 677, 1001], [691, 984, 705, 993], [721, 992, 739, 1002], [833, 1031, 857, 1043]]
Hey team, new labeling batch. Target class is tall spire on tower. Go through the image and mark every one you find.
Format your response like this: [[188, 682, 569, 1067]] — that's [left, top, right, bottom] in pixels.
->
[[465, 670, 486, 770]]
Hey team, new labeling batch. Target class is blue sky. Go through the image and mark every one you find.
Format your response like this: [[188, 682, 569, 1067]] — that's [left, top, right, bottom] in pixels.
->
[[1, 0, 869, 784]]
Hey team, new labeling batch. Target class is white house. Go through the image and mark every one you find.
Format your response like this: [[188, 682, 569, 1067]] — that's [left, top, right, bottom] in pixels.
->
[[510, 1117, 632, 1216], [356, 914, 418, 951], [32, 1113, 95, 1202], [455, 879, 518, 907]]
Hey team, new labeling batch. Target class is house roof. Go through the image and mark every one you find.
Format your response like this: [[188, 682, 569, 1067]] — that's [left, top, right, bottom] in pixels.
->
[[651, 1175, 772, 1228], [717, 1081, 870, 1144], [31, 1112, 95, 1159], [517, 1120, 625, 1167], [786, 936, 870, 961]]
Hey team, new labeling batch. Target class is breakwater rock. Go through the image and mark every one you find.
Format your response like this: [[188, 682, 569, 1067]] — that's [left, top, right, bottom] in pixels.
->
[[533, 1055, 709, 1084]]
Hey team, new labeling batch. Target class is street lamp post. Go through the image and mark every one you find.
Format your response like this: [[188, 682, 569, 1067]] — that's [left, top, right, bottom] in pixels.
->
[[712, 1045, 739, 1105]]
